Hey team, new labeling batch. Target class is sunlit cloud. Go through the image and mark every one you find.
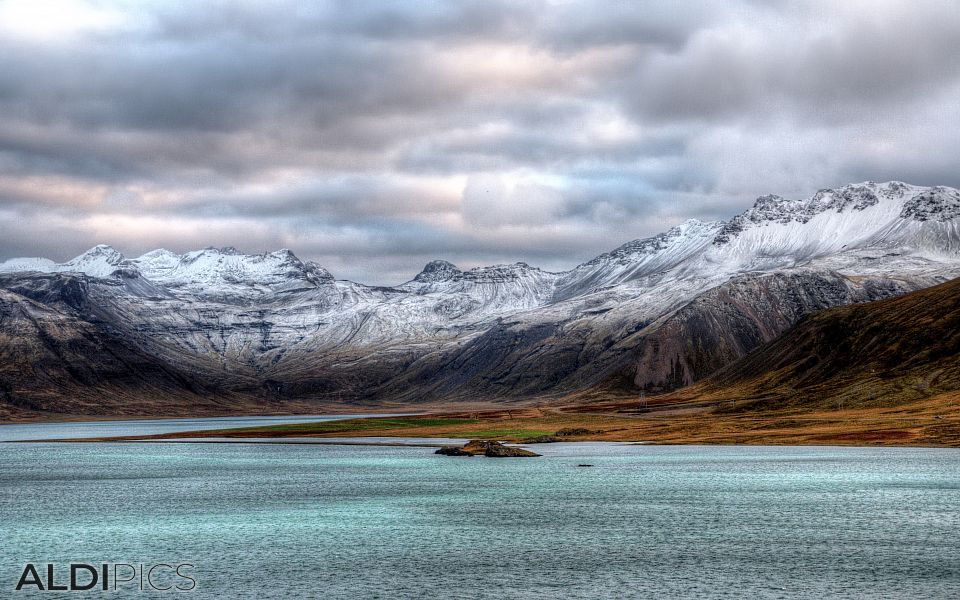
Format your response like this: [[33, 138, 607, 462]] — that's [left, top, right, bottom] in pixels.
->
[[0, 0, 128, 42]]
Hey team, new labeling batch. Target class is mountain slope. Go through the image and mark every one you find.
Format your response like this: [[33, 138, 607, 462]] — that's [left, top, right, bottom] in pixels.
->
[[0, 283, 268, 420], [683, 276, 960, 409]]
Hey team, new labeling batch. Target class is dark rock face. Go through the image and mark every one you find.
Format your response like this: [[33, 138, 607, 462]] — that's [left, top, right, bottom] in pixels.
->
[[624, 271, 924, 391], [0, 266, 938, 417], [0, 288, 256, 419], [0, 273, 90, 311], [900, 186, 960, 221], [414, 260, 461, 283], [365, 271, 927, 401]]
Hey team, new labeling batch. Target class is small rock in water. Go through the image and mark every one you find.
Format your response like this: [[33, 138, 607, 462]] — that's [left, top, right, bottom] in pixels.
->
[[435, 446, 473, 456], [483, 443, 541, 458]]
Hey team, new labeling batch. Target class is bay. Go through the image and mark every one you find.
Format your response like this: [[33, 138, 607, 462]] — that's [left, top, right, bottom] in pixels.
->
[[2, 440, 959, 598]]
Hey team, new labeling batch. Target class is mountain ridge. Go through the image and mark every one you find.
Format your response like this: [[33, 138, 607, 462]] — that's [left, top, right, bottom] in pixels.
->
[[1, 181, 959, 417], [4, 181, 958, 291]]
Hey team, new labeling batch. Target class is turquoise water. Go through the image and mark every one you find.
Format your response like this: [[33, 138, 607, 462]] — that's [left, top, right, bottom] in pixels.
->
[[2, 440, 959, 598]]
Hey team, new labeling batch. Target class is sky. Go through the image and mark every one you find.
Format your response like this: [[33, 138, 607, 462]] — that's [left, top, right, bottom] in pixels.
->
[[1, 0, 959, 284]]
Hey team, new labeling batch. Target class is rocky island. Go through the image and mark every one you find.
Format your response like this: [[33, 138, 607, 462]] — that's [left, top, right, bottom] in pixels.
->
[[435, 440, 541, 457]]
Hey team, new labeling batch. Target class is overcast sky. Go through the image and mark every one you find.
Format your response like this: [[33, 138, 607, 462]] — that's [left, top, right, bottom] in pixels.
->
[[1, 0, 959, 284]]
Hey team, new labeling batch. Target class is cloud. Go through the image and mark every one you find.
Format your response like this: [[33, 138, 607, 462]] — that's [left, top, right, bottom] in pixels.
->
[[461, 173, 566, 227], [0, 0, 958, 283], [626, 1, 960, 125]]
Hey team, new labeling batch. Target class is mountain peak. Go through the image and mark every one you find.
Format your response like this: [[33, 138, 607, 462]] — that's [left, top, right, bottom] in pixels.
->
[[414, 260, 461, 283], [137, 248, 178, 260], [73, 244, 124, 261], [198, 246, 242, 256], [711, 181, 947, 245], [132, 246, 335, 297], [60, 244, 132, 278]]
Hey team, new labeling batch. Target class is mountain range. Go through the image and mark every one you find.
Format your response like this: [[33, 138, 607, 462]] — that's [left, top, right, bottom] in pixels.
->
[[1, 181, 959, 419]]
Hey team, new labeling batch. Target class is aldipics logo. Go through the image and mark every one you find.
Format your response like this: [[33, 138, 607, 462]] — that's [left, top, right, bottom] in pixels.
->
[[15, 563, 196, 592]]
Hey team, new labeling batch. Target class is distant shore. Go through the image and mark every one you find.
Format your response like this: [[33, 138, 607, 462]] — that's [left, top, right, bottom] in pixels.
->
[[0, 407, 432, 426], [41, 400, 960, 448]]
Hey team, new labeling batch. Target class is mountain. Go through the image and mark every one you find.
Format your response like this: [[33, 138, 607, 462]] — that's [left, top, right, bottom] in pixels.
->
[[685, 276, 960, 407], [1, 181, 959, 417], [0, 278, 268, 421]]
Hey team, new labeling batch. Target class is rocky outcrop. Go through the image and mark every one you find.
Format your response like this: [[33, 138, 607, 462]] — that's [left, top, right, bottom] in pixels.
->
[[435, 440, 541, 457], [434, 446, 473, 456], [483, 443, 541, 457]]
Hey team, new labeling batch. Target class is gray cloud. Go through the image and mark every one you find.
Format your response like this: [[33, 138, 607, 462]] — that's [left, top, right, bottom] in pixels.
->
[[0, 0, 958, 283]]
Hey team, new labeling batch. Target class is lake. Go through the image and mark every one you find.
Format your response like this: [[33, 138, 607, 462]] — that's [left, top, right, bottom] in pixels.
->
[[1, 418, 958, 598], [0, 414, 406, 442]]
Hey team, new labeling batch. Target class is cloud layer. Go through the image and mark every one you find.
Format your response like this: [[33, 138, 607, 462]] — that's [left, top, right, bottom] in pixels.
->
[[1, 0, 958, 283]]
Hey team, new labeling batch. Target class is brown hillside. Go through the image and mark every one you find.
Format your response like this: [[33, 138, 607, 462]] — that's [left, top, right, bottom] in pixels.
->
[[671, 276, 960, 411]]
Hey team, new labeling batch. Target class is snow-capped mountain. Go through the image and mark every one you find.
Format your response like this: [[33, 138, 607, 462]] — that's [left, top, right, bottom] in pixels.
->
[[0, 244, 131, 279], [553, 218, 723, 301], [1, 181, 959, 414], [132, 247, 335, 299]]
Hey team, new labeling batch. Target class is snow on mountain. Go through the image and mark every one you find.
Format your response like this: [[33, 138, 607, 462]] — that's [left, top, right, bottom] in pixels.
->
[[0, 257, 57, 273], [61, 244, 133, 278], [0, 245, 133, 279], [554, 218, 723, 301], [130, 247, 335, 298], [401, 261, 560, 315], [411, 260, 461, 283], [0, 245, 338, 300], [131, 249, 181, 276], [0, 181, 958, 341], [706, 182, 960, 268], [3, 182, 956, 302], [893, 185, 960, 221]]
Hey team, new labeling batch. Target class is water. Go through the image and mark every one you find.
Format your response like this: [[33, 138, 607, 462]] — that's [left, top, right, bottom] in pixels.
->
[[2, 438, 959, 598], [0, 414, 406, 442]]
